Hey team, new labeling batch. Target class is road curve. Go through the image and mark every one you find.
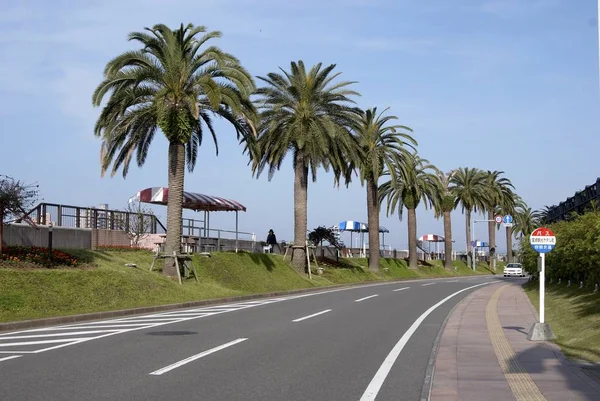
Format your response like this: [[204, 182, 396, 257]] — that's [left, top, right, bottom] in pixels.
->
[[0, 275, 504, 401]]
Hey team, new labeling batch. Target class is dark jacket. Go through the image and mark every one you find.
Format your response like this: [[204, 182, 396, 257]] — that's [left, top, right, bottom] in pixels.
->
[[266, 232, 277, 245]]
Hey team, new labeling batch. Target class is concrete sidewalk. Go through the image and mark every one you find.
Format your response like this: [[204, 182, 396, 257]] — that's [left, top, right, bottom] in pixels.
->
[[429, 280, 600, 401]]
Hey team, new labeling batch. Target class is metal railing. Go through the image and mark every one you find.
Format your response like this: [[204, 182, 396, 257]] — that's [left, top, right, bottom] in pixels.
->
[[21, 203, 165, 233], [546, 177, 600, 223]]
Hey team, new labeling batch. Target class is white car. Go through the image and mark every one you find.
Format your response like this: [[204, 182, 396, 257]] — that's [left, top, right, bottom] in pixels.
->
[[503, 263, 526, 277]]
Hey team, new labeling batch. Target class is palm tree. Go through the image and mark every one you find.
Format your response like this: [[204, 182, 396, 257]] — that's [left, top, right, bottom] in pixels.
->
[[450, 167, 488, 269], [92, 23, 257, 278], [483, 170, 514, 272], [502, 193, 520, 263], [514, 205, 540, 239], [250, 61, 361, 274], [379, 153, 438, 269], [432, 170, 457, 269], [349, 107, 416, 272], [537, 205, 556, 225]]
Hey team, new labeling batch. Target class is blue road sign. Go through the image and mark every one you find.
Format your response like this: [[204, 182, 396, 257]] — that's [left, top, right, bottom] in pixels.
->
[[471, 241, 476, 247], [503, 215, 513, 224], [531, 244, 555, 253]]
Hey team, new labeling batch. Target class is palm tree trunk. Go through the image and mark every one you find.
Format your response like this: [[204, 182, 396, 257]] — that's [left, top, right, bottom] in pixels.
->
[[443, 210, 453, 269], [292, 151, 308, 274], [164, 141, 185, 278], [366, 176, 380, 272], [407, 207, 418, 269], [465, 209, 472, 268], [506, 226, 513, 263], [488, 210, 496, 273]]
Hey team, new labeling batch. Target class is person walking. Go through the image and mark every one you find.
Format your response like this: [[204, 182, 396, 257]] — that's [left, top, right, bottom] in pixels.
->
[[266, 229, 279, 253]]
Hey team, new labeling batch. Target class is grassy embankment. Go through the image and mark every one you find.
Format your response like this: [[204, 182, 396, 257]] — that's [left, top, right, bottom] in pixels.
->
[[0, 249, 495, 323], [524, 281, 600, 363]]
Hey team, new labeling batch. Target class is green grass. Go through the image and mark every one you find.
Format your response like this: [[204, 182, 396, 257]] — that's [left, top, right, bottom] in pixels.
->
[[523, 281, 600, 363], [0, 250, 495, 323]]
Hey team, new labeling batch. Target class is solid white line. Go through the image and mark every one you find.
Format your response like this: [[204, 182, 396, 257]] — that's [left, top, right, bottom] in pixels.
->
[[359, 282, 492, 401], [0, 355, 22, 362], [0, 338, 85, 347], [421, 283, 435, 286], [149, 338, 248, 375], [0, 330, 115, 340], [292, 309, 332, 322], [154, 313, 209, 318], [111, 318, 180, 322], [393, 287, 410, 292], [355, 295, 379, 302], [38, 324, 152, 330], [0, 351, 35, 354]]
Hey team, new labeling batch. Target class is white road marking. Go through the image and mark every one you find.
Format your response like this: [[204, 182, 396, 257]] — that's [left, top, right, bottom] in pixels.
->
[[0, 338, 90, 347], [355, 295, 379, 302], [0, 275, 492, 357], [421, 283, 435, 286], [292, 309, 332, 322], [0, 355, 22, 362], [393, 287, 410, 292], [0, 330, 115, 340], [447, 280, 458, 282], [149, 338, 248, 375], [359, 282, 493, 401], [37, 324, 152, 330]]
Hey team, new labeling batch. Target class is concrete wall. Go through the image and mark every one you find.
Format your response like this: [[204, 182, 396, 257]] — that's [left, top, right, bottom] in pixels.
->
[[2, 224, 92, 249], [90, 229, 130, 249]]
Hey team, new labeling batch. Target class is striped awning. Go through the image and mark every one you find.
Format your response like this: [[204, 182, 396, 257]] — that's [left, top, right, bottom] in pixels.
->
[[339, 221, 368, 232], [419, 234, 445, 242], [130, 187, 246, 212], [339, 221, 389, 233]]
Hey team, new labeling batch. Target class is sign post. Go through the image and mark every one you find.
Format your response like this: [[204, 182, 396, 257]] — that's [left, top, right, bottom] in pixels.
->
[[527, 227, 557, 341]]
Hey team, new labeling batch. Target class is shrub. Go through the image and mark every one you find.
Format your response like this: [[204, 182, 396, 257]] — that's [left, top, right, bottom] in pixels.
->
[[520, 211, 600, 285], [0, 245, 78, 267]]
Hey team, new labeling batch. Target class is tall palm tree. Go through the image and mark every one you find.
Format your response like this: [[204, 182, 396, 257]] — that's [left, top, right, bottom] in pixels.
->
[[379, 153, 438, 269], [537, 205, 556, 225], [513, 204, 540, 239], [432, 170, 457, 269], [92, 23, 257, 278], [450, 167, 488, 269], [483, 170, 514, 272], [502, 193, 521, 263], [349, 107, 416, 272], [251, 61, 362, 273]]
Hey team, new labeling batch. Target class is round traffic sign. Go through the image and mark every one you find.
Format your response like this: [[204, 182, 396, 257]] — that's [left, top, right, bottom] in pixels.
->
[[530, 227, 556, 253], [494, 215, 503, 224], [503, 215, 513, 224]]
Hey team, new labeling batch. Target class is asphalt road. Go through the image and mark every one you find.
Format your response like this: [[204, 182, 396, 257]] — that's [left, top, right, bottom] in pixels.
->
[[0, 275, 504, 401]]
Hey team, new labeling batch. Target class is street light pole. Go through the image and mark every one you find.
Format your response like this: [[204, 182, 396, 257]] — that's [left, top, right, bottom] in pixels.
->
[[471, 218, 476, 271]]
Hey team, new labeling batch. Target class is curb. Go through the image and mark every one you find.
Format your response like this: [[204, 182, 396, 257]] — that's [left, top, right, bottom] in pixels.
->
[[419, 295, 463, 401], [0, 274, 495, 333]]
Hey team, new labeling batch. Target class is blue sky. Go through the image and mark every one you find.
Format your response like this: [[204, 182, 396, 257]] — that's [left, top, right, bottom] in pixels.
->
[[1, 0, 599, 252]]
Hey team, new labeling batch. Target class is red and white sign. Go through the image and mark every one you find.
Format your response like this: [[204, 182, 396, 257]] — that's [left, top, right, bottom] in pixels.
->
[[530, 227, 556, 253], [494, 215, 503, 224]]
